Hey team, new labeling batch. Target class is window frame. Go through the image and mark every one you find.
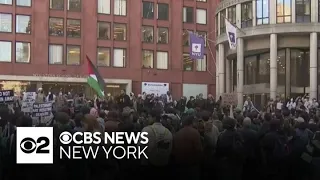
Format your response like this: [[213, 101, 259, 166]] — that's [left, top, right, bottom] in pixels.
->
[[227, 6, 236, 24], [220, 10, 226, 34], [0, 0, 12, 5], [142, 50, 154, 68], [67, 0, 81, 12], [16, 0, 31, 7], [66, 45, 81, 66], [256, 0, 270, 25], [196, 8, 207, 24], [15, 14, 31, 34], [183, 6, 194, 23], [0, 41, 12, 63], [296, 0, 311, 23], [49, 17, 64, 36], [97, 47, 111, 67], [113, 23, 127, 41], [48, 44, 64, 65], [156, 51, 168, 70], [157, 27, 168, 44], [157, 3, 169, 20], [183, 53, 194, 71], [97, 0, 110, 14], [15, 41, 31, 63], [196, 55, 207, 72], [49, 0, 64, 10], [142, 1, 154, 19], [113, 0, 127, 16], [276, 0, 292, 24], [241, 2, 253, 28], [113, 48, 126, 68], [66, 18, 81, 38], [142, 25, 154, 43], [0, 13, 12, 33], [97, 21, 111, 40]]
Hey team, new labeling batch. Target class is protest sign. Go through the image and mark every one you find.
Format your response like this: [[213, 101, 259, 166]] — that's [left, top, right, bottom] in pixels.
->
[[32, 102, 52, 117], [0, 90, 14, 103], [21, 92, 36, 113], [221, 93, 237, 106]]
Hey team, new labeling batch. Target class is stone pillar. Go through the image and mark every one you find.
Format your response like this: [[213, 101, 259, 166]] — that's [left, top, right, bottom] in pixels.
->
[[270, 34, 278, 100], [310, 32, 318, 100], [216, 49, 220, 99], [269, 0, 276, 24], [311, 0, 318, 22], [237, 38, 244, 108], [218, 44, 225, 96], [226, 59, 231, 93], [252, 0, 256, 26], [292, 0, 296, 23], [285, 48, 291, 97]]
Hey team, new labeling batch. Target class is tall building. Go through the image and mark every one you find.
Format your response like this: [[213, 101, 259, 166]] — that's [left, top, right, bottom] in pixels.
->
[[215, 0, 320, 108], [0, 0, 217, 98]]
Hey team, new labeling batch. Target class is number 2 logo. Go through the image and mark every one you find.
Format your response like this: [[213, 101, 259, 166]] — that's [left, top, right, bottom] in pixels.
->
[[20, 136, 50, 154]]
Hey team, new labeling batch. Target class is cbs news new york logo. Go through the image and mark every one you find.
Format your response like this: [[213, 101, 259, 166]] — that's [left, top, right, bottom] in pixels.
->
[[16, 127, 53, 164]]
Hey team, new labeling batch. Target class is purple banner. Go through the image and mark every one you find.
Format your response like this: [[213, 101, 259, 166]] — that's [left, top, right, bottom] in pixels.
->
[[189, 32, 205, 59]]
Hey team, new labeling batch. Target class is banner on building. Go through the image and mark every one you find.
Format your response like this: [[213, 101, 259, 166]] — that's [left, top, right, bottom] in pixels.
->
[[189, 32, 205, 59], [225, 19, 237, 50], [142, 82, 169, 96]]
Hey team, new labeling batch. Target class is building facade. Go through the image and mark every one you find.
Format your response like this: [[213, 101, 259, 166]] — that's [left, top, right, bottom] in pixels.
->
[[0, 0, 216, 98], [216, 0, 320, 108]]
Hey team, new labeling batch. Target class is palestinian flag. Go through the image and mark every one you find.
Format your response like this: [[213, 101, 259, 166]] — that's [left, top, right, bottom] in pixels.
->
[[86, 55, 105, 97]]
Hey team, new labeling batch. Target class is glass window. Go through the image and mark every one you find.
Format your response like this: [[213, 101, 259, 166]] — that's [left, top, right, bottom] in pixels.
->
[[196, 9, 206, 24], [215, 15, 218, 36], [0, 13, 12, 32], [197, 0, 206, 2], [256, 0, 269, 25], [245, 56, 257, 84], [277, 50, 286, 86], [143, 1, 154, 19], [0, 41, 11, 62], [68, 0, 81, 11], [66, 45, 80, 65], [16, 15, 31, 34], [183, 7, 193, 23], [114, 0, 126, 16], [113, 48, 126, 67], [50, 0, 64, 10], [157, 27, 168, 44], [156, 51, 168, 69], [113, 23, 126, 41], [0, 0, 12, 5], [258, 53, 270, 83], [142, 26, 153, 43], [142, 50, 154, 68], [97, 47, 110, 66], [16, 0, 31, 6], [290, 49, 309, 88], [49, 17, 63, 36], [277, 0, 292, 23], [182, 30, 191, 46], [97, 0, 110, 14], [49, 44, 63, 64], [227, 6, 236, 24], [296, 0, 310, 22], [157, 3, 169, 20], [241, 2, 253, 28], [197, 31, 207, 47], [97, 22, 110, 39], [220, 10, 226, 33], [67, 19, 81, 38], [183, 53, 193, 71], [16, 42, 30, 63], [196, 55, 206, 71]]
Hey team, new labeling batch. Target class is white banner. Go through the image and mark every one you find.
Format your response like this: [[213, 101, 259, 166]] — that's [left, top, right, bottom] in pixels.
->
[[141, 82, 169, 96], [21, 92, 36, 113]]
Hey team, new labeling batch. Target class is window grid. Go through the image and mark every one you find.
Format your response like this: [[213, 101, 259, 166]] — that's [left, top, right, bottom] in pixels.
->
[[276, 0, 292, 23], [227, 6, 236, 24], [241, 2, 253, 28], [256, 0, 269, 25], [296, 0, 310, 23], [49, 44, 63, 65], [220, 10, 226, 34]]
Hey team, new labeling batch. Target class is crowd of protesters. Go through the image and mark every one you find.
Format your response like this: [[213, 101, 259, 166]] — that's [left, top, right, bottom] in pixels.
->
[[0, 88, 320, 180]]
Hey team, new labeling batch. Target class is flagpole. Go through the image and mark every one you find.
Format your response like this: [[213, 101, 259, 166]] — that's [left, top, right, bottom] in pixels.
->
[[220, 14, 246, 35]]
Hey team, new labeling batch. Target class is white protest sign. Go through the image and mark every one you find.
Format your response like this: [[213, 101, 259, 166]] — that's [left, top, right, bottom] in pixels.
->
[[21, 92, 36, 113], [221, 93, 238, 106], [141, 82, 169, 96]]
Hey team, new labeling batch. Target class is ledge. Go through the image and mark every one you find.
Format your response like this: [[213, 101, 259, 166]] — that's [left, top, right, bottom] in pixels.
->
[[216, 0, 252, 14]]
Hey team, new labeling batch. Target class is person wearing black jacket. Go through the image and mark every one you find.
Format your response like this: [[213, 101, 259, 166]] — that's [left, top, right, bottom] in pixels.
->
[[118, 89, 130, 111]]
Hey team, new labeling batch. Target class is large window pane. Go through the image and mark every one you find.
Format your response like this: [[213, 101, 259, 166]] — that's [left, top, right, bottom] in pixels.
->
[[142, 26, 153, 43], [156, 51, 168, 69], [16, 15, 31, 34], [258, 53, 270, 83], [196, 55, 207, 71], [113, 48, 126, 67], [245, 56, 257, 84], [290, 49, 309, 93], [220, 10, 226, 33], [256, 0, 269, 25], [50, 0, 64, 10], [98, 0, 110, 14], [157, 27, 168, 44], [277, 50, 286, 86], [67, 19, 81, 38], [142, 50, 154, 68], [68, 0, 81, 11], [241, 2, 253, 28], [182, 30, 191, 46], [97, 22, 110, 39], [49, 44, 63, 64], [114, 0, 126, 16], [227, 6, 236, 24], [16, 42, 30, 63], [16, 0, 31, 6], [157, 3, 169, 20], [49, 17, 63, 36], [97, 47, 110, 66], [183, 7, 193, 23], [143, 1, 154, 19], [296, 0, 310, 22], [0, 13, 12, 32], [196, 9, 206, 24], [0, 41, 11, 62], [197, 31, 207, 47], [0, 0, 12, 5], [277, 0, 292, 23], [67, 45, 80, 65], [113, 23, 126, 41], [183, 53, 193, 71]]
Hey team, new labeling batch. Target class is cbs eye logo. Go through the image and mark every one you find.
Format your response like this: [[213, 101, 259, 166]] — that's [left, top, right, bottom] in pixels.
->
[[20, 136, 50, 154], [59, 132, 72, 144]]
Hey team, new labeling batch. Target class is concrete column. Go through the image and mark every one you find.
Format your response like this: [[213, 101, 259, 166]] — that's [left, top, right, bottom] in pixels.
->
[[236, 4, 241, 28], [311, 0, 318, 22], [218, 44, 225, 95], [237, 38, 244, 108], [217, 13, 221, 35], [216, 49, 220, 99], [252, 0, 256, 26], [310, 32, 318, 100], [270, 34, 278, 100], [285, 48, 291, 97], [292, 0, 296, 23], [269, 0, 276, 24], [231, 60, 234, 92], [226, 59, 231, 93]]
